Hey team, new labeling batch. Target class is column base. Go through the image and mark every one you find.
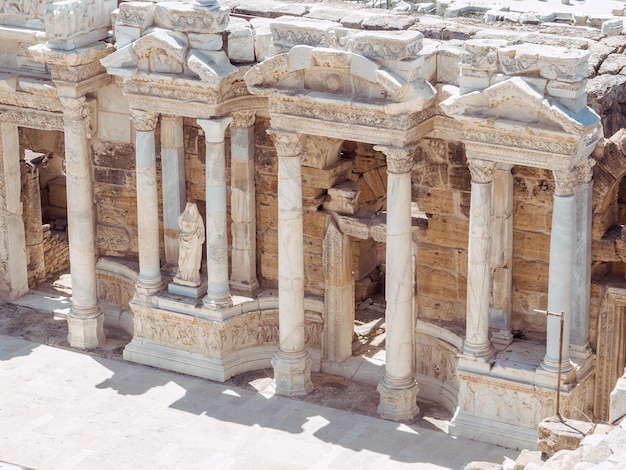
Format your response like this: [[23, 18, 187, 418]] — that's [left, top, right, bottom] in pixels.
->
[[229, 278, 260, 296], [569, 343, 592, 361], [377, 377, 419, 421], [203, 293, 233, 310], [462, 339, 496, 361], [539, 356, 576, 375], [491, 329, 514, 348], [136, 275, 163, 295], [67, 309, 105, 349], [272, 349, 314, 396]]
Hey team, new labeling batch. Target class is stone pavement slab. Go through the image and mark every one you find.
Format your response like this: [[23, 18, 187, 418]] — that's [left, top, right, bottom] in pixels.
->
[[0, 335, 519, 469]]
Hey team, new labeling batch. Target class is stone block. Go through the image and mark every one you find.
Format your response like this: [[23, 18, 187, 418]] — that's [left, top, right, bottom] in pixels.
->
[[513, 230, 551, 261], [420, 214, 468, 249], [352, 238, 378, 280], [48, 175, 67, 209], [271, 17, 340, 51], [513, 202, 550, 232], [414, 186, 456, 215], [96, 224, 131, 252], [602, 18, 624, 37], [351, 30, 423, 61], [154, 2, 230, 34], [538, 418, 595, 458], [302, 159, 352, 190], [418, 265, 457, 301], [115, 25, 142, 49], [498, 44, 589, 82], [117, 1, 155, 28], [98, 111, 132, 144], [226, 17, 255, 64], [323, 180, 360, 215], [250, 18, 273, 62], [513, 449, 544, 470], [512, 258, 549, 293], [188, 32, 223, 52]]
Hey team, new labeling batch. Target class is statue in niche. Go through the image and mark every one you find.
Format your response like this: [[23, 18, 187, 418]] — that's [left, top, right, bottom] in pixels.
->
[[173, 203, 205, 287]]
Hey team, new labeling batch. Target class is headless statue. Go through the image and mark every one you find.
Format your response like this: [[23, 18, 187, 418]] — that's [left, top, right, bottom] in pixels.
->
[[173, 202, 205, 287]]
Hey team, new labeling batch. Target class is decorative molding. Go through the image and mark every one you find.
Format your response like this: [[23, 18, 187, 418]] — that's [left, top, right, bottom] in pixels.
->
[[577, 158, 596, 184], [130, 109, 159, 132], [231, 110, 256, 128], [553, 168, 577, 197], [468, 159, 497, 183], [464, 128, 578, 156], [267, 129, 303, 158], [0, 107, 64, 131]]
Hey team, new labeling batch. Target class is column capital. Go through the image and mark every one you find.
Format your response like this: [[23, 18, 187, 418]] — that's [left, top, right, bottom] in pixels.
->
[[131, 110, 159, 132], [468, 159, 496, 183], [374, 145, 414, 174], [268, 129, 303, 158], [577, 159, 596, 184], [553, 168, 577, 196], [60, 96, 87, 119], [198, 117, 232, 143], [231, 110, 256, 128]]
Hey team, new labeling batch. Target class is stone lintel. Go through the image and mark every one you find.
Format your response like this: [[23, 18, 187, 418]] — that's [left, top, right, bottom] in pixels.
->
[[0, 24, 47, 43], [0, 105, 63, 131], [30, 41, 114, 67], [153, 2, 230, 34], [54, 73, 113, 98]]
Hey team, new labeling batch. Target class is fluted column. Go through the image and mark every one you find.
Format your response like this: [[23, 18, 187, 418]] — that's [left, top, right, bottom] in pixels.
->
[[269, 129, 313, 396], [161, 115, 185, 266], [229, 111, 259, 294], [540, 169, 577, 373], [570, 159, 594, 360], [61, 97, 105, 348], [464, 159, 497, 360], [131, 110, 163, 294], [197, 117, 232, 310], [375, 145, 419, 421]]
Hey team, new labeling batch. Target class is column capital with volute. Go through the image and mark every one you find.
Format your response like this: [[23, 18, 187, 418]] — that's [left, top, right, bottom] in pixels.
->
[[468, 159, 497, 184], [231, 110, 256, 128], [268, 129, 303, 158], [553, 168, 578, 197], [577, 159, 595, 185], [375, 145, 415, 174], [131, 110, 159, 132]]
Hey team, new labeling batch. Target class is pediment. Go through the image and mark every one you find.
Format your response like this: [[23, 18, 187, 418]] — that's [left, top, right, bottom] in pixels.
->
[[244, 45, 435, 114], [441, 77, 599, 137]]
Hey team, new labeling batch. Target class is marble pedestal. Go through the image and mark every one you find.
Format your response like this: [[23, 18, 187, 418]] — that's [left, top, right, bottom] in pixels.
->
[[167, 282, 208, 299]]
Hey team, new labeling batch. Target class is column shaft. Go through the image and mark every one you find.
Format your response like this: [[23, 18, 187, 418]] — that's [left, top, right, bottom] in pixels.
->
[[570, 160, 594, 359], [541, 169, 577, 373], [161, 115, 185, 266], [62, 97, 105, 348], [132, 110, 162, 293], [0, 123, 28, 300], [464, 160, 496, 359], [230, 111, 259, 293], [375, 145, 419, 421], [197, 118, 232, 309], [269, 130, 313, 396]]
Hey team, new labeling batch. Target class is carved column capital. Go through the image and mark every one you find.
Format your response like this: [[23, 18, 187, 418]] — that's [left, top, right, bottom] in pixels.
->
[[60, 96, 87, 119], [577, 159, 596, 184], [375, 145, 414, 174], [231, 110, 256, 128], [553, 169, 577, 196], [268, 129, 303, 158], [468, 159, 497, 183], [130, 110, 159, 132]]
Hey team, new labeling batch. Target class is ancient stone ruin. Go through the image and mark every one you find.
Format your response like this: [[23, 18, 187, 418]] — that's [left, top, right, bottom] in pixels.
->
[[3, 0, 626, 453]]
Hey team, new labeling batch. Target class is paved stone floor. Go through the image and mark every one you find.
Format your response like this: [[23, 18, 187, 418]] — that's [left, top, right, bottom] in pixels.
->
[[0, 333, 520, 469]]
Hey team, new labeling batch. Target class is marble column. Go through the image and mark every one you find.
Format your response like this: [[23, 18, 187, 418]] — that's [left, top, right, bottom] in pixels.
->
[[197, 117, 232, 310], [540, 169, 577, 373], [375, 145, 419, 421], [571, 159, 594, 360], [489, 164, 513, 346], [229, 111, 259, 294], [269, 129, 313, 396], [464, 159, 497, 360], [0, 123, 28, 300], [131, 110, 163, 294], [61, 97, 105, 348], [160, 115, 185, 267]]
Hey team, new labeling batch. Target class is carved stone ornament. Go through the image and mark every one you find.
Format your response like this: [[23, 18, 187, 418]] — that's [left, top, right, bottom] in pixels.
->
[[375, 146, 414, 174], [468, 159, 497, 183], [130, 110, 159, 132], [231, 110, 256, 128], [267, 129, 303, 158], [577, 158, 596, 184], [553, 168, 577, 197], [60, 96, 87, 119]]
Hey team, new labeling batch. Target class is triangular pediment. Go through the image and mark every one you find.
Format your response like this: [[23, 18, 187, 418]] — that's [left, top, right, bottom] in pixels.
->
[[245, 45, 435, 114], [441, 77, 599, 136]]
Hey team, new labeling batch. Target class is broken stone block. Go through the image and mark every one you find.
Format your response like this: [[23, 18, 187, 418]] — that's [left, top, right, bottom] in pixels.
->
[[538, 418, 595, 458], [226, 17, 255, 63], [323, 180, 360, 216]]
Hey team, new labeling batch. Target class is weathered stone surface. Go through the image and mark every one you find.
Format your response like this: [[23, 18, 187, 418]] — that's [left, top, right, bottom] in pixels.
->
[[538, 418, 595, 458]]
